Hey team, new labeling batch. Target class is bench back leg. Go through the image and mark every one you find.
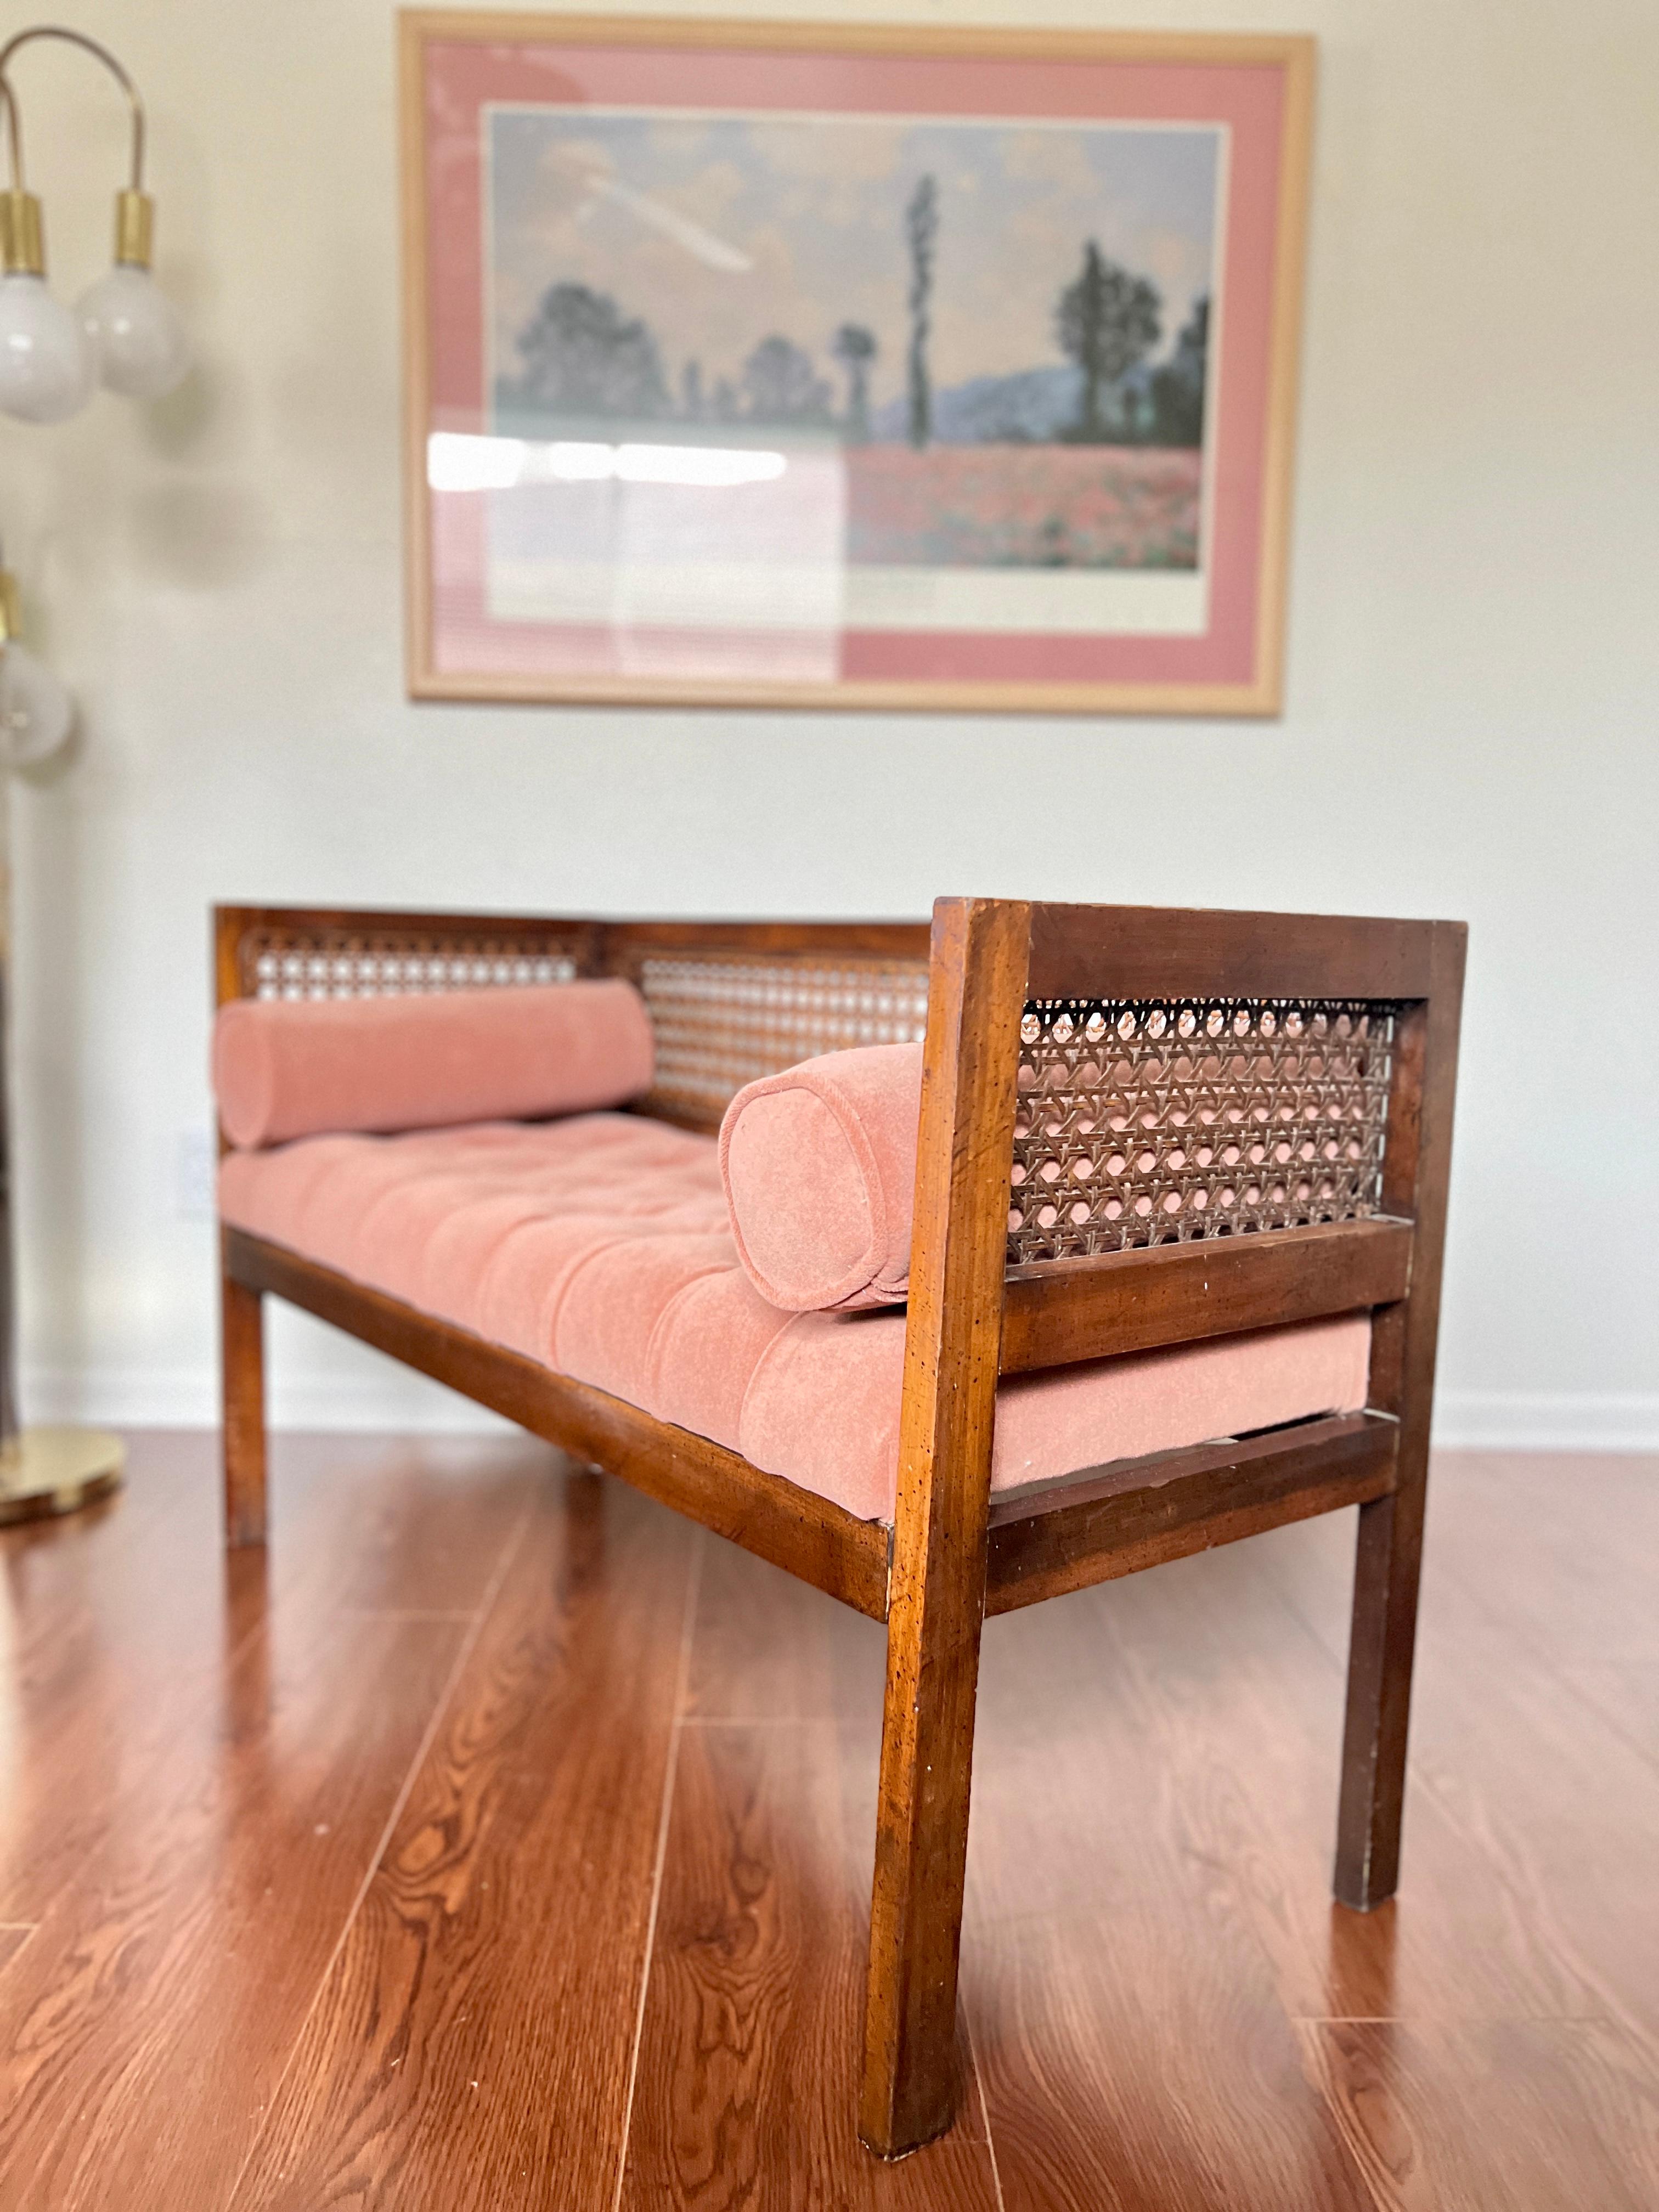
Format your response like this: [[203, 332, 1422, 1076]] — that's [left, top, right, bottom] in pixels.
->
[[860, 898, 1028, 2156], [221, 1243, 268, 1548]]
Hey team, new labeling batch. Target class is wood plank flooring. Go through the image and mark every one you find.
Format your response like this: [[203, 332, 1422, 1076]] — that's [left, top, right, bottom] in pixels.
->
[[0, 1434, 1655, 2208]]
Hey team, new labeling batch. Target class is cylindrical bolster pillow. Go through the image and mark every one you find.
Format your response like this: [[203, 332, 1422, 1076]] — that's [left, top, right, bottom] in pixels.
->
[[719, 1041, 922, 1312], [213, 980, 654, 1149]]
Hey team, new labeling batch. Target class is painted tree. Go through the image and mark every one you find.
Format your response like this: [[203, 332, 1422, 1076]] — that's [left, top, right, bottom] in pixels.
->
[[740, 335, 834, 425], [1150, 295, 1209, 447], [512, 283, 668, 418], [831, 323, 878, 443], [905, 176, 939, 450], [1055, 244, 1161, 443]]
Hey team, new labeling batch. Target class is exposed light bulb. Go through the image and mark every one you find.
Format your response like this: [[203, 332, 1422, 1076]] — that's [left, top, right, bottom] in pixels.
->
[[0, 641, 74, 768], [78, 263, 189, 399], [0, 272, 95, 424]]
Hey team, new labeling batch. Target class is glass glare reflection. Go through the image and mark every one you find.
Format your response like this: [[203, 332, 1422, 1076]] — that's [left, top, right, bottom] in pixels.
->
[[428, 431, 788, 492]]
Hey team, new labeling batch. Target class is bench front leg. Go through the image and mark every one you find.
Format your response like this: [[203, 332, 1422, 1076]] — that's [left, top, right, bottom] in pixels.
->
[[861, 1499, 986, 2153], [860, 896, 1028, 2157], [221, 1237, 268, 1547]]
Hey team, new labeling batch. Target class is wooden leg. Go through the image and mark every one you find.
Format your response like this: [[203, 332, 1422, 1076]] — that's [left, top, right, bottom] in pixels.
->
[[1334, 1483, 1427, 1909], [221, 1253, 268, 1548], [859, 1566, 984, 2157], [860, 898, 1025, 2157]]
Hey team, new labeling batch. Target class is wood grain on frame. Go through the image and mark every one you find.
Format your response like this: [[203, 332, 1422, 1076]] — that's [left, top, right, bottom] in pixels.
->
[[396, 12, 1315, 716], [860, 898, 1030, 2152]]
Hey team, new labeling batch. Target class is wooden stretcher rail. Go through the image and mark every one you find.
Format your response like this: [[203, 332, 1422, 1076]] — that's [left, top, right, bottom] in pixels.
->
[[985, 1411, 1399, 1615], [999, 1217, 1414, 1373], [223, 1227, 893, 1622]]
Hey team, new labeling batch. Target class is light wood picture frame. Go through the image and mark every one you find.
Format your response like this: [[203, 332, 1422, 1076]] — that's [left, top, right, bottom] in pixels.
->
[[399, 13, 1314, 715]]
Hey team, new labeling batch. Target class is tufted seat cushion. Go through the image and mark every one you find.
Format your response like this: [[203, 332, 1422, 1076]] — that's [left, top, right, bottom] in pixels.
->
[[218, 1113, 1372, 1523]]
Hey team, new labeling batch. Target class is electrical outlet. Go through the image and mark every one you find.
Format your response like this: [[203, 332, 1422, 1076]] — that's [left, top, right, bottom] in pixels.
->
[[177, 1126, 217, 1220]]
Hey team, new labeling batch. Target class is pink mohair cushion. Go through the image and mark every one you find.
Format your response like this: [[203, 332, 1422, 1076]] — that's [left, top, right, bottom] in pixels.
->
[[218, 1114, 1374, 1526], [213, 980, 654, 1149], [720, 1041, 923, 1312]]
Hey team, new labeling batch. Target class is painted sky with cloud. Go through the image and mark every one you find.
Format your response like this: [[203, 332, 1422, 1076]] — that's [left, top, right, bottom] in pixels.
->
[[487, 108, 1220, 416]]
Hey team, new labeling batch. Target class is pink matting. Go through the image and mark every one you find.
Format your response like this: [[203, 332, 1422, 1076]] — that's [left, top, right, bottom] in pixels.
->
[[420, 37, 1289, 689]]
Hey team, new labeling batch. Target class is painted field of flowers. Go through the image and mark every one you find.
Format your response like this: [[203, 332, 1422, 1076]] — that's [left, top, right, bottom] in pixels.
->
[[845, 445, 1202, 570]]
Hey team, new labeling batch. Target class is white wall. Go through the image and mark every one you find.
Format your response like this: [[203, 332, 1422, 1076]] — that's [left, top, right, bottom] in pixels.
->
[[4, 0, 1656, 1446]]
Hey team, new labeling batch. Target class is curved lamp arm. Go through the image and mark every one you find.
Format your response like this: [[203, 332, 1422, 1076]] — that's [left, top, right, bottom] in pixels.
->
[[0, 24, 146, 192], [0, 76, 21, 193]]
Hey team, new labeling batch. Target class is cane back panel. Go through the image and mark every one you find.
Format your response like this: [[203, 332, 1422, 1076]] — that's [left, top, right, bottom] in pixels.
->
[[1009, 997, 1400, 1266], [231, 922, 586, 1001], [613, 951, 931, 1127]]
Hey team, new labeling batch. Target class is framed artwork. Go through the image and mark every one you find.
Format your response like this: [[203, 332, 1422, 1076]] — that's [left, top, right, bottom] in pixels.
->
[[399, 14, 1314, 714]]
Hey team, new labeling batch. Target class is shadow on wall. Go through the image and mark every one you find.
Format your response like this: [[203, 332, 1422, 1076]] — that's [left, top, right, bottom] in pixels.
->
[[131, 349, 276, 591], [131, 475, 274, 591]]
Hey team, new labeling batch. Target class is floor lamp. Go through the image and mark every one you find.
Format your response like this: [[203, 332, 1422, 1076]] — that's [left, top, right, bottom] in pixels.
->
[[0, 26, 188, 1523]]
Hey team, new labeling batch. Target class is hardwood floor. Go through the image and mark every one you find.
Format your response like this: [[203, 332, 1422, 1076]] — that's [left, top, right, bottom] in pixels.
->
[[0, 1435, 1654, 2209]]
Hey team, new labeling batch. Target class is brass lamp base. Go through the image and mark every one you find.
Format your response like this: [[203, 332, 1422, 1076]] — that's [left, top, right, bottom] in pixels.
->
[[0, 1426, 125, 1525]]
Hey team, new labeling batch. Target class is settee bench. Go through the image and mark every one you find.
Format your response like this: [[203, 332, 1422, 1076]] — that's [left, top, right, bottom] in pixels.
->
[[212, 896, 1464, 2158]]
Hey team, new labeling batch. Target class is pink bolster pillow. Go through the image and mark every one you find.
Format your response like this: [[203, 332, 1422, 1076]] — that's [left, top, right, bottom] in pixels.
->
[[213, 980, 654, 1149], [720, 1041, 922, 1312]]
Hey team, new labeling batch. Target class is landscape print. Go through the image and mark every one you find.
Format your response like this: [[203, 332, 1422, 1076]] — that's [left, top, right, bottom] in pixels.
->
[[486, 108, 1221, 582]]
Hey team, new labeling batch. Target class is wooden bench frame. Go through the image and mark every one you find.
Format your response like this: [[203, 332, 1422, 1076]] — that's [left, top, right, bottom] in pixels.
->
[[214, 898, 1464, 2158]]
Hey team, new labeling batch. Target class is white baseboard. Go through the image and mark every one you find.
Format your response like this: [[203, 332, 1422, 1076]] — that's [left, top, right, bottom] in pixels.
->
[[21, 1364, 512, 1436], [23, 1366, 1659, 1454], [1430, 1392, 1659, 1453]]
